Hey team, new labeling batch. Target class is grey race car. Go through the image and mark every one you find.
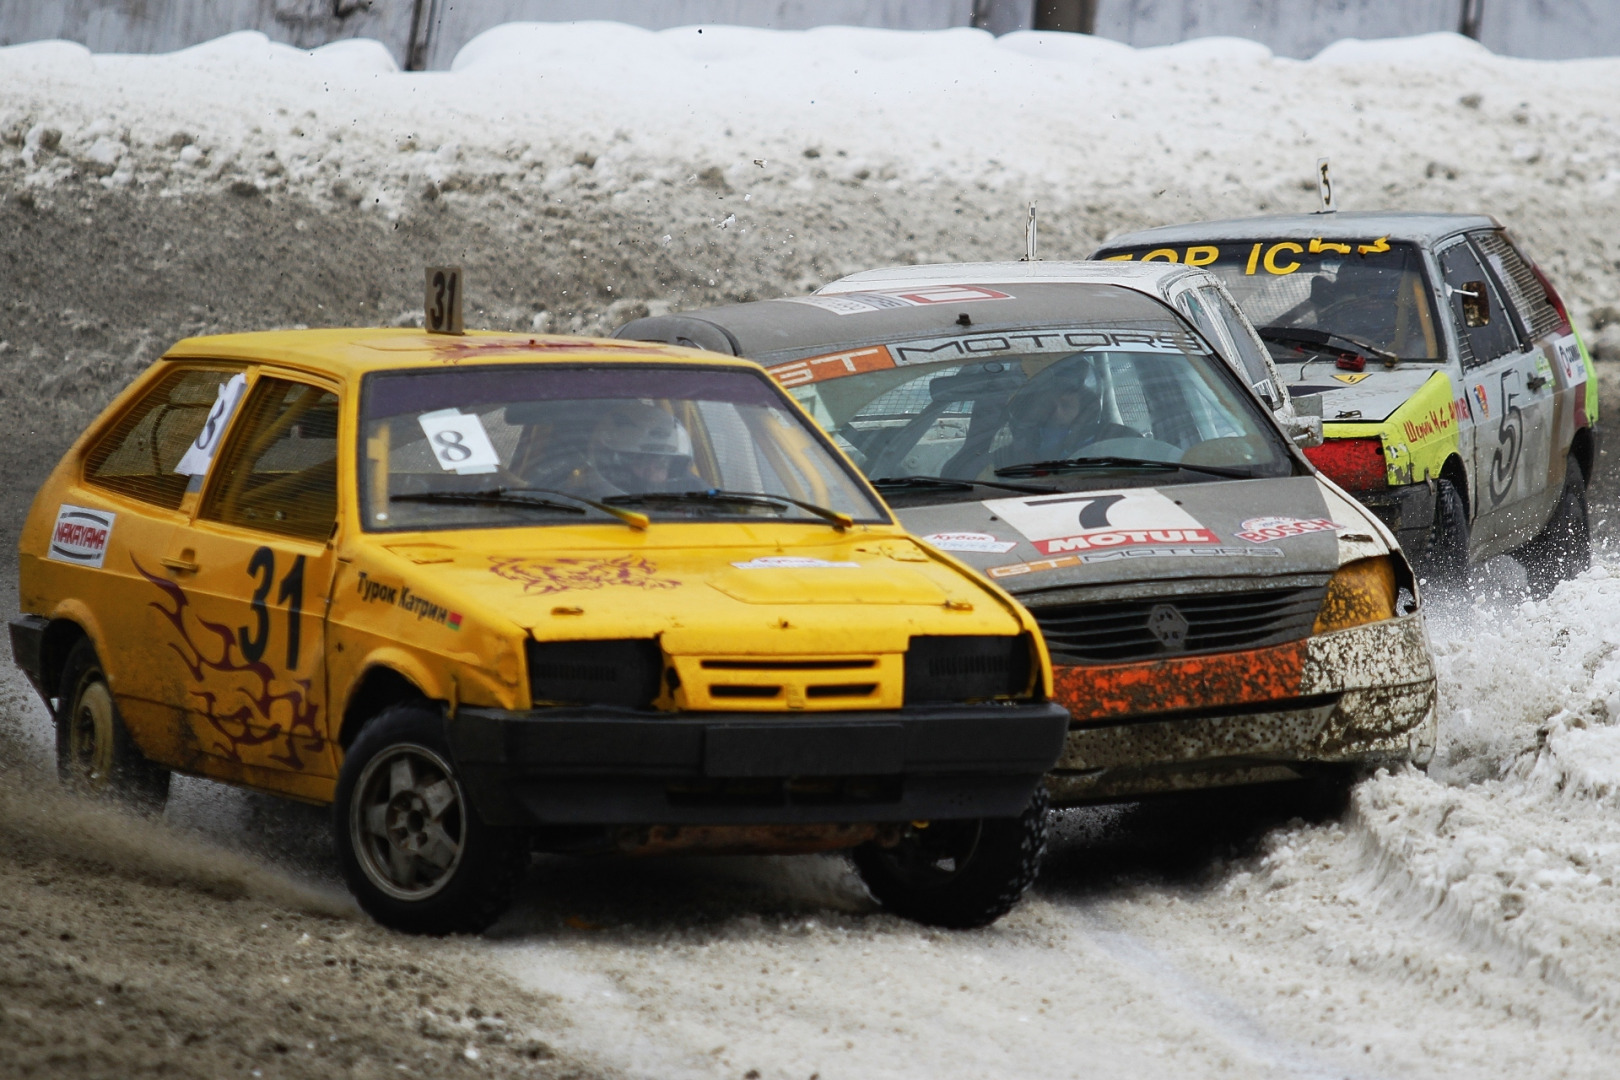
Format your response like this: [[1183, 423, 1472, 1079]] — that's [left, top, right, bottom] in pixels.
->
[[617, 267, 1438, 803]]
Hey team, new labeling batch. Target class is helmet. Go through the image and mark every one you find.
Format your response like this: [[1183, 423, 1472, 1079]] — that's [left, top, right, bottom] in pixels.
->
[[590, 401, 694, 491]]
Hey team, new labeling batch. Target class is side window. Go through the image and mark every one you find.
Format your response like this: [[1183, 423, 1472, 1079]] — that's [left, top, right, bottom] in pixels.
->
[[1197, 285, 1276, 403], [1470, 230, 1565, 341], [200, 377, 340, 542], [83, 365, 246, 510], [1438, 240, 1519, 367]]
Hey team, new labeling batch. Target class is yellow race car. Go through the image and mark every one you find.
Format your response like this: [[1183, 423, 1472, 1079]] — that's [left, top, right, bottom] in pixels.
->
[[10, 329, 1068, 933]]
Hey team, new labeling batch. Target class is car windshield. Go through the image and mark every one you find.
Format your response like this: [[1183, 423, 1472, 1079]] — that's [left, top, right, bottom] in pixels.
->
[[1104, 240, 1443, 361], [359, 364, 887, 531], [777, 317, 1293, 498]]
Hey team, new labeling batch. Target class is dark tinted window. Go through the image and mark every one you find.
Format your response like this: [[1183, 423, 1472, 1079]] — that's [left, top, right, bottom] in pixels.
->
[[82, 365, 246, 510], [200, 377, 340, 542]]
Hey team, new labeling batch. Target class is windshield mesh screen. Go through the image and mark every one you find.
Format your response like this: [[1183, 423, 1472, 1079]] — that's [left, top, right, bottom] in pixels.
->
[[83, 365, 246, 510]]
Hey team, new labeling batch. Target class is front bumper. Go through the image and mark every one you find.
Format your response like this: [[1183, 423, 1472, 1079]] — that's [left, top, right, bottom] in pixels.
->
[[1047, 614, 1437, 804], [447, 700, 1070, 827]]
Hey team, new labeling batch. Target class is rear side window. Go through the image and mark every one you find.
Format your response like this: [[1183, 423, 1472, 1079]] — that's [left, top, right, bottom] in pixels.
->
[[1470, 230, 1565, 341], [82, 365, 246, 510], [200, 377, 340, 542]]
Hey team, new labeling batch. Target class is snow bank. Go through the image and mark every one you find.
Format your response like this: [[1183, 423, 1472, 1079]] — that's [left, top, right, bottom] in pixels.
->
[[3, 23, 1619, 319]]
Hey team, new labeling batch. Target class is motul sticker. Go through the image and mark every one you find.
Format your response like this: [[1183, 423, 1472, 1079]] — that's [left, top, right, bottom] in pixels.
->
[[921, 532, 1018, 554], [48, 504, 116, 568], [1234, 516, 1343, 543], [983, 489, 1216, 556]]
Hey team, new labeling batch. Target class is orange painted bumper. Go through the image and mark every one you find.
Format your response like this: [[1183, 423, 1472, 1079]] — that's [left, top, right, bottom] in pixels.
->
[[1053, 640, 1310, 723]]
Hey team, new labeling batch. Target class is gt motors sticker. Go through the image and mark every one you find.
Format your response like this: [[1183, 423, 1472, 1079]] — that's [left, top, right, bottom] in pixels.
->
[[982, 489, 1216, 556], [48, 505, 116, 568], [1234, 517, 1344, 544]]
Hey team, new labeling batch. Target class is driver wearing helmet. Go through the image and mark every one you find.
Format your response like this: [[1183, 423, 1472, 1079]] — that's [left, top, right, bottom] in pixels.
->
[[586, 400, 696, 494], [1003, 359, 1140, 464]]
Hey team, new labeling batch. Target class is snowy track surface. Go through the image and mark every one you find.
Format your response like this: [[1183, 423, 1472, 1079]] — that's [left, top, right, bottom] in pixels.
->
[[6, 21, 1620, 1079]]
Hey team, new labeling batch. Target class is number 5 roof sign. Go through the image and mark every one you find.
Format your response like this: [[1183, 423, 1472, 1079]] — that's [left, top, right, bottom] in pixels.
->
[[174, 372, 247, 477]]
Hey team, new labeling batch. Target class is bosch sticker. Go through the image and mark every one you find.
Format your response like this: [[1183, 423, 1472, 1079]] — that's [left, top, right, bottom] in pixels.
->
[[983, 489, 1216, 556], [48, 504, 115, 568], [920, 532, 1018, 554], [1234, 517, 1343, 544]]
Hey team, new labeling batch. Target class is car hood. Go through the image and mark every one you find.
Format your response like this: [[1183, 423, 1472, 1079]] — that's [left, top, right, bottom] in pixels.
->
[[896, 475, 1383, 596], [357, 527, 1019, 654], [1283, 365, 1446, 424]]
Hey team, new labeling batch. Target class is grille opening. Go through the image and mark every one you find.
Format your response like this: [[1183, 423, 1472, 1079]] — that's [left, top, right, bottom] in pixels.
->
[[528, 639, 662, 708], [701, 658, 876, 671], [806, 683, 878, 699], [709, 684, 783, 699], [1032, 584, 1328, 664], [905, 634, 1031, 704]]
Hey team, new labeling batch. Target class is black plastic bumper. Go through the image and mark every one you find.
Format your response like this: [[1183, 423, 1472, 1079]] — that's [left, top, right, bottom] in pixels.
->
[[1349, 481, 1434, 555], [8, 614, 50, 704], [447, 701, 1071, 827]]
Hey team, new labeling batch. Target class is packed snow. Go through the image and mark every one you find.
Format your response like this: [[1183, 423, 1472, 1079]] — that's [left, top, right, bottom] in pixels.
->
[[5, 19, 1620, 1080]]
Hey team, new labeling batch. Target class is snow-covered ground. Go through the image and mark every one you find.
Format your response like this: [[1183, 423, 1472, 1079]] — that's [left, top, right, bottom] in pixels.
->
[[6, 21, 1620, 1080]]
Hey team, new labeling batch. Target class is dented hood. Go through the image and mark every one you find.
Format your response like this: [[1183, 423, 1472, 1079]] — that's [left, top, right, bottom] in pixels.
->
[[1283, 365, 1443, 423], [897, 475, 1380, 595]]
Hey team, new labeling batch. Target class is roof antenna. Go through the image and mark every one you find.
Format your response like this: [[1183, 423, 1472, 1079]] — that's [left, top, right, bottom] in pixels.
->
[[1315, 157, 1336, 214], [1021, 202, 1038, 261]]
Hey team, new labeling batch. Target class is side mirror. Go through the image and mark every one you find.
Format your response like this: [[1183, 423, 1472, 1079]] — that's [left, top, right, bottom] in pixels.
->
[[1457, 281, 1491, 327], [1284, 414, 1323, 449]]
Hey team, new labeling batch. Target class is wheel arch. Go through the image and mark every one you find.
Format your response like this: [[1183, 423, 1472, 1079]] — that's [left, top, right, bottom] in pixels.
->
[[339, 663, 431, 750], [1570, 426, 1595, 488], [36, 617, 92, 716], [1438, 453, 1471, 518]]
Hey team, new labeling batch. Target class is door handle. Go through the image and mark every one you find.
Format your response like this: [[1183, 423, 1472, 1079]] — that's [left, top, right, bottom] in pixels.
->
[[1527, 374, 1549, 391], [160, 555, 200, 573]]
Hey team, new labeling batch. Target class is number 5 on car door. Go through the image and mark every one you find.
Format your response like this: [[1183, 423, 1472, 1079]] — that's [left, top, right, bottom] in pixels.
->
[[157, 374, 340, 795]]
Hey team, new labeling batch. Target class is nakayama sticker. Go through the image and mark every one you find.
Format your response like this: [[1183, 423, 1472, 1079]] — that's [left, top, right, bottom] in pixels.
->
[[781, 284, 1012, 317], [1552, 334, 1585, 385], [418, 408, 500, 474], [173, 372, 248, 477], [731, 556, 860, 569], [983, 489, 1216, 556], [921, 532, 1018, 554], [988, 545, 1282, 579], [1234, 517, 1343, 544], [48, 504, 115, 568]]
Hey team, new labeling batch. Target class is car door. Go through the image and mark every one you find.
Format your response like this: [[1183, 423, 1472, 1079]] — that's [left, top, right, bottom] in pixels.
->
[[67, 362, 250, 767], [1436, 236, 1552, 553], [159, 370, 342, 796]]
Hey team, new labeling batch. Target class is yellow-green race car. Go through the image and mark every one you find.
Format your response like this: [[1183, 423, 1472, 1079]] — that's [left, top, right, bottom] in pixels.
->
[[1095, 212, 1598, 596], [9, 329, 1069, 933]]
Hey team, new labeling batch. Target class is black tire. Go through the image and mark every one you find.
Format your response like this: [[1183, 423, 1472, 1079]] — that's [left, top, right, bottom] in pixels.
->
[[55, 637, 170, 812], [852, 784, 1049, 929], [1516, 454, 1590, 600], [333, 703, 528, 935], [1415, 478, 1470, 590]]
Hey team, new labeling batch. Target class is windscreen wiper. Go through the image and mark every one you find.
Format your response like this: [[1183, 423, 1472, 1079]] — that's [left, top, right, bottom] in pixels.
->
[[391, 486, 650, 529], [872, 474, 1058, 496], [994, 455, 1255, 480], [605, 488, 854, 529], [1258, 326, 1401, 366]]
